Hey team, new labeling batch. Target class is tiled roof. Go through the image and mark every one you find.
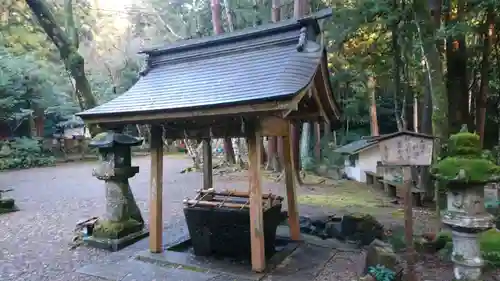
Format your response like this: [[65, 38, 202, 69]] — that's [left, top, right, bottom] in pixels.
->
[[334, 139, 378, 155], [77, 9, 332, 118]]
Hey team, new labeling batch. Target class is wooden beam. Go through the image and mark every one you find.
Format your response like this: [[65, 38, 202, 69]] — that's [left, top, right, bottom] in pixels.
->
[[81, 101, 292, 124], [286, 112, 322, 121], [282, 131, 301, 241], [311, 85, 329, 124], [202, 138, 213, 190], [149, 125, 163, 253], [260, 116, 289, 136], [318, 57, 340, 120], [247, 126, 266, 272], [403, 166, 417, 281], [283, 88, 310, 117]]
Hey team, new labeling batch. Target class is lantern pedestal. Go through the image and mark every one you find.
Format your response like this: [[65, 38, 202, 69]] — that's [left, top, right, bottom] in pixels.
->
[[442, 185, 494, 280], [0, 197, 19, 214], [82, 131, 148, 251]]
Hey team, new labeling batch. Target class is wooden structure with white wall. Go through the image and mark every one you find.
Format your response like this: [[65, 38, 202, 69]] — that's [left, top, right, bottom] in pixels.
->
[[77, 8, 340, 272]]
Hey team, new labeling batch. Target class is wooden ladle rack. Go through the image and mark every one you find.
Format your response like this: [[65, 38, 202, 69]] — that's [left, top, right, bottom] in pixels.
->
[[183, 188, 284, 210]]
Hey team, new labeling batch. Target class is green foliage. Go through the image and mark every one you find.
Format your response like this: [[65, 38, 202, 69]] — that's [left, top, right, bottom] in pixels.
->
[[368, 264, 395, 281], [0, 137, 55, 170], [436, 229, 500, 268]]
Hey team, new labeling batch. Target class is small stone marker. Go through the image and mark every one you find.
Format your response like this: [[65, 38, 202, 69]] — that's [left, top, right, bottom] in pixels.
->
[[363, 239, 403, 281]]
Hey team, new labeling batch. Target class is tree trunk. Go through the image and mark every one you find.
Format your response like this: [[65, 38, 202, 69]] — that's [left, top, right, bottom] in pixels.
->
[[265, 0, 283, 173], [223, 0, 235, 32], [292, 0, 308, 184], [272, 0, 281, 22], [27, 0, 97, 111], [414, 0, 448, 143], [290, 122, 303, 184], [445, 0, 469, 134], [415, 0, 448, 218], [266, 136, 281, 171], [210, 0, 236, 164], [210, 0, 223, 34], [314, 122, 321, 162], [26, 0, 99, 135], [476, 7, 495, 147], [368, 76, 379, 136], [392, 0, 403, 131], [300, 122, 312, 170], [293, 0, 307, 18]]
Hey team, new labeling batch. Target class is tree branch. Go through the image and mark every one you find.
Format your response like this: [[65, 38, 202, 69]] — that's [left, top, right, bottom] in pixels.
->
[[25, 0, 72, 59], [64, 0, 79, 48]]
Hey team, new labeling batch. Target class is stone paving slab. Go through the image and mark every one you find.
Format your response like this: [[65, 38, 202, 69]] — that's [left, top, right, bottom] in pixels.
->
[[76, 259, 217, 281], [135, 241, 337, 281], [207, 275, 255, 281], [263, 243, 337, 281], [76, 261, 129, 280], [136, 248, 266, 281]]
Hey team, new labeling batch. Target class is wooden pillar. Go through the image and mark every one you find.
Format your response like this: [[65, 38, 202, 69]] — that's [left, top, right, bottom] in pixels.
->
[[403, 166, 416, 281], [283, 131, 301, 240], [247, 128, 266, 272], [149, 125, 163, 253], [202, 138, 213, 190]]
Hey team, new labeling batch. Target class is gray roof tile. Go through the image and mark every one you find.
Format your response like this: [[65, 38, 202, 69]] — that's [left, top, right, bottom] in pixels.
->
[[78, 10, 332, 118], [334, 139, 378, 155]]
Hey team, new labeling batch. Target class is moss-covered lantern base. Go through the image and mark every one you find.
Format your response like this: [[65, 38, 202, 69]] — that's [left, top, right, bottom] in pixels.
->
[[0, 198, 19, 214], [431, 126, 497, 281], [83, 219, 149, 252]]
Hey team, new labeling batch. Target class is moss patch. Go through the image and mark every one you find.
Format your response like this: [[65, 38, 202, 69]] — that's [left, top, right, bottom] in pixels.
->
[[93, 219, 143, 239], [0, 198, 15, 209]]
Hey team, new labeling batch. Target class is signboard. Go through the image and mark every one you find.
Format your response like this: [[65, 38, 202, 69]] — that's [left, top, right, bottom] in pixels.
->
[[379, 133, 433, 166]]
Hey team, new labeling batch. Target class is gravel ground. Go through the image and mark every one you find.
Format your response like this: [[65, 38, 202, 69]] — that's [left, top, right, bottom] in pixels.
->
[[0, 156, 197, 281], [1, 157, 497, 281], [0, 157, 331, 281]]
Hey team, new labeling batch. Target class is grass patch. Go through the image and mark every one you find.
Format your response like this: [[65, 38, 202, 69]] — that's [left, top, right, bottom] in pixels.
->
[[297, 180, 392, 212]]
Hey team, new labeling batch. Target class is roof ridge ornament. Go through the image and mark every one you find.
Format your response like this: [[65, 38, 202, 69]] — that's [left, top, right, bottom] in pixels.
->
[[139, 57, 153, 77], [296, 27, 307, 52]]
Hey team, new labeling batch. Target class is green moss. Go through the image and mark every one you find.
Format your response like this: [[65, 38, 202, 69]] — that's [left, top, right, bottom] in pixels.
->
[[0, 198, 15, 209], [431, 157, 500, 183], [448, 132, 482, 156], [431, 129, 500, 186], [93, 219, 142, 239]]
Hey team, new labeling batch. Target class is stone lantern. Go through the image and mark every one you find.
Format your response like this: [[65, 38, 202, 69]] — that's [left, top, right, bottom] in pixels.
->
[[83, 130, 149, 251], [431, 125, 499, 280]]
